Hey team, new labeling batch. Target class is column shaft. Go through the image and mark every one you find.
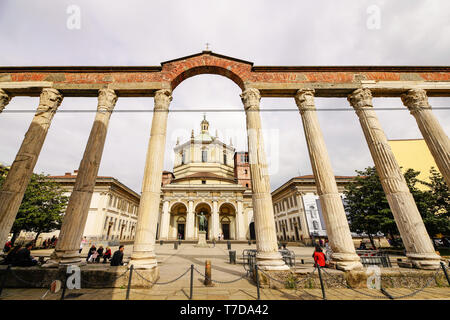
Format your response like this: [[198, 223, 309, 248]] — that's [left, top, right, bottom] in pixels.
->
[[236, 200, 245, 240], [159, 201, 170, 240], [0, 88, 63, 246], [212, 200, 219, 240], [295, 89, 362, 270], [46, 89, 117, 266], [348, 88, 441, 269], [186, 200, 195, 240], [130, 89, 172, 269], [241, 88, 288, 270], [401, 89, 450, 186]]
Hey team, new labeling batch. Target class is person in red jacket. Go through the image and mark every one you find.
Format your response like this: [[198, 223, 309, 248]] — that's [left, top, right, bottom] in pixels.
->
[[103, 247, 112, 264], [312, 245, 326, 268]]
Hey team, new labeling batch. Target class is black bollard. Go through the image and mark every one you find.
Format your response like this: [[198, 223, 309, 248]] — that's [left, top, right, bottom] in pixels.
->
[[317, 266, 326, 300], [189, 264, 194, 300], [160, 240, 163, 245], [0, 265, 11, 297], [227, 240, 231, 250], [229, 250, 236, 264], [126, 265, 134, 300], [174, 242, 178, 250]]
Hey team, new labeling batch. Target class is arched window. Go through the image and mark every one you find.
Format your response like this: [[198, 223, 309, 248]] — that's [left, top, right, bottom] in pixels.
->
[[223, 151, 227, 165], [202, 149, 207, 162]]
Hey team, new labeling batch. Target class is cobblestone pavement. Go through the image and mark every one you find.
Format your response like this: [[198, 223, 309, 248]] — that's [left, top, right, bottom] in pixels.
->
[[1, 243, 449, 300]]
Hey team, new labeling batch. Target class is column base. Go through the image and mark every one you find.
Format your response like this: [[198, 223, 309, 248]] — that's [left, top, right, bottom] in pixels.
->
[[256, 251, 289, 271], [406, 252, 442, 270], [42, 249, 85, 268], [330, 252, 364, 271]]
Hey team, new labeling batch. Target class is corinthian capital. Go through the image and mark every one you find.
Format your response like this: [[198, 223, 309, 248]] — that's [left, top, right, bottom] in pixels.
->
[[401, 89, 431, 113], [154, 89, 172, 111], [97, 88, 118, 112], [37, 88, 63, 112], [240, 88, 261, 111], [347, 88, 373, 110], [294, 88, 316, 112], [0, 89, 11, 112]]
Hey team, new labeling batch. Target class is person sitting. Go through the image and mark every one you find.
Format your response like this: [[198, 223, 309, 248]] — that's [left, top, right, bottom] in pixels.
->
[[12, 243, 38, 267], [110, 245, 124, 266], [103, 247, 112, 263], [2, 245, 22, 265], [86, 244, 97, 262], [3, 240, 12, 253], [312, 245, 326, 268], [95, 246, 104, 263]]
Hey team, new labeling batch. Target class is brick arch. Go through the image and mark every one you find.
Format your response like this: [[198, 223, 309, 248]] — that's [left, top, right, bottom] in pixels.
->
[[170, 65, 246, 91]]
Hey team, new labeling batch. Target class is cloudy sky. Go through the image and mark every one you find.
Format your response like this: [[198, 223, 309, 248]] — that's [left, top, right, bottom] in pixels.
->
[[0, 0, 449, 193]]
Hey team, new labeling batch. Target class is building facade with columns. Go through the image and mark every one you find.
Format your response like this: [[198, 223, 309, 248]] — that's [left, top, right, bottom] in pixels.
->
[[49, 171, 140, 242], [272, 175, 353, 244], [158, 117, 253, 241]]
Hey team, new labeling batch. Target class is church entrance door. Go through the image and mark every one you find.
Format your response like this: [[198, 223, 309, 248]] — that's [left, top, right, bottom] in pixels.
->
[[177, 223, 185, 240], [222, 223, 230, 240]]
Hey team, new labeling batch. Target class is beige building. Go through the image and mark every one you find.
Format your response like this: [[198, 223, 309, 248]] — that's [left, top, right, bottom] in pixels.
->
[[47, 170, 140, 243], [158, 117, 254, 241], [271, 175, 353, 244]]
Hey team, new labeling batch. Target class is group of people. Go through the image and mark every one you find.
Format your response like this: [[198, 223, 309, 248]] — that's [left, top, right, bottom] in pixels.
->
[[1, 242, 39, 267], [84, 242, 125, 266], [41, 236, 58, 249]]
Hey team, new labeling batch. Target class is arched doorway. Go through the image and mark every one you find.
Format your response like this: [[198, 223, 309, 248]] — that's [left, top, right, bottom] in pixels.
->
[[170, 202, 187, 240], [195, 202, 211, 240], [219, 203, 236, 240], [249, 222, 256, 240]]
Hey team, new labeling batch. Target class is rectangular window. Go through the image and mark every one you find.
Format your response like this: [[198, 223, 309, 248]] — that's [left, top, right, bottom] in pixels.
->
[[202, 150, 207, 162], [223, 153, 227, 165]]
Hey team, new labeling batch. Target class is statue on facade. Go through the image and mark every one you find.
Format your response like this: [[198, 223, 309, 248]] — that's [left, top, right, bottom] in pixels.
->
[[198, 211, 207, 232]]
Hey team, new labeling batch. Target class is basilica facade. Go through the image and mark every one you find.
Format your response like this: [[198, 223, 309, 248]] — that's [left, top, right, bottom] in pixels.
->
[[157, 117, 254, 241]]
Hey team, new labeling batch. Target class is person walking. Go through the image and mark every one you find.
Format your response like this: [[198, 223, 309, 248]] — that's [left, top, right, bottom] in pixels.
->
[[79, 236, 87, 254], [103, 247, 112, 263], [312, 245, 326, 268], [110, 245, 124, 266]]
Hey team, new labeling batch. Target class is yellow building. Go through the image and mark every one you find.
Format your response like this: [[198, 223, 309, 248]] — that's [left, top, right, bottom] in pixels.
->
[[388, 139, 439, 189]]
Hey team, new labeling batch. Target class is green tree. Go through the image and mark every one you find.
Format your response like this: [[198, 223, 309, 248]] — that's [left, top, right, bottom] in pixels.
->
[[0, 166, 68, 245], [344, 166, 450, 249]]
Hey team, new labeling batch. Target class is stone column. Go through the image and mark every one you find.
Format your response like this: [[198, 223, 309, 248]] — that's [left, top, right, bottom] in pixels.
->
[[295, 89, 362, 270], [159, 200, 170, 240], [130, 89, 172, 269], [0, 89, 11, 113], [45, 88, 118, 266], [401, 89, 450, 186], [236, 200, 246, 240], [186, 200, 195, 240], [241, 88, 288, 270], [212, 200, 219, 240], [348, 88, 441, 269], [0, 88, 63, 246]]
